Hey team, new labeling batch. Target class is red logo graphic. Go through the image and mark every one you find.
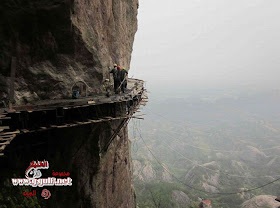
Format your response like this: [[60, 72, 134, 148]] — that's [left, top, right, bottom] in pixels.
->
[[52, 170, 70, 177], [23, 190, 36, 197], [25, 160, 49, 179], [41, 189, 51, 199]]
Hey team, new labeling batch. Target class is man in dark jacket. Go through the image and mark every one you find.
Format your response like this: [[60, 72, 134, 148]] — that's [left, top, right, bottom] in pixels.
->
[[109, 64, 120, 94], [119, 67, 128, 93]]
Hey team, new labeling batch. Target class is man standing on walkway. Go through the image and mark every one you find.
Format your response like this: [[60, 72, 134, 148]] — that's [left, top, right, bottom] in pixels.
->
[[109, 64, 120, 94], [120, 67, 128, 93]]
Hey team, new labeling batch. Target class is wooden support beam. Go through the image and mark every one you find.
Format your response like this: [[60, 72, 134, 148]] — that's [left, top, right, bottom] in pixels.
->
[[88, 119, 101, 123], [57, 125, 67, 129], [76, 121, 91, 125]]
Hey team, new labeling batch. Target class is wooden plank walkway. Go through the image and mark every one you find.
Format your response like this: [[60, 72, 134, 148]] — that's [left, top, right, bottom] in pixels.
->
[[0, 78, 143, 113], [0, 78, 147, 156]]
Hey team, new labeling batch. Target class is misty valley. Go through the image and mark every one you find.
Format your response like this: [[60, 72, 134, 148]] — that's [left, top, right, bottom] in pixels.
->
[[131, 89, 280, 208]]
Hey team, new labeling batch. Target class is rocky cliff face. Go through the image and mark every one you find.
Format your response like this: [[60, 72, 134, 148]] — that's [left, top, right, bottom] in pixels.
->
[[0, 0, 138, 104], [0, 119, 136, 208], [0, 1, 139, 208]]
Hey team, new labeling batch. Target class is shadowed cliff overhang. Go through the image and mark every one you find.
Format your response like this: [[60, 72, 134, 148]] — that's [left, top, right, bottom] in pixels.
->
[[0, 78, 147, 156], [0, 0, 139, 103]]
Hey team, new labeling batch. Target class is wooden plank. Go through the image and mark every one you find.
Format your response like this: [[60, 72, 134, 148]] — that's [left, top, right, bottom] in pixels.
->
[[0, 130, 20, 135], [9, 134, 16, 140], [0, 141, 10, 145], [0, 117, 11, 120], [0, 138, 10, 141], [0, 81, 145, 135], [0, 135, 15, 139], [0, 126, 10, 130], [0, 138, 14, 142], [0, 145, 7, 151]]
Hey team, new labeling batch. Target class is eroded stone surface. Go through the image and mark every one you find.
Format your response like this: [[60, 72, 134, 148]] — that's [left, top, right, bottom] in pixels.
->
[[0, 0, 138, 105]]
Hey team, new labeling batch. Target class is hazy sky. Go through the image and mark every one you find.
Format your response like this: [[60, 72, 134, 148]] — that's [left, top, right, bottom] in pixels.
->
[[130, 0, 280, 90]]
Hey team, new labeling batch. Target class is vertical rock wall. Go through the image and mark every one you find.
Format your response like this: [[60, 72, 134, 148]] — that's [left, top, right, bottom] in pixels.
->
[[0, 0, 139, 207], [0, 0, 138, 104], [0, 119, 136, 208]]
